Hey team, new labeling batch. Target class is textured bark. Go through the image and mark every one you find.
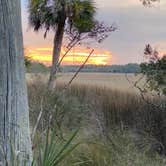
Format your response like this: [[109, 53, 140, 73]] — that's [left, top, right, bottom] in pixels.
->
[[0, 0, 32, 165], [48, 14, 66, 90], [48, 21, 65, 90]]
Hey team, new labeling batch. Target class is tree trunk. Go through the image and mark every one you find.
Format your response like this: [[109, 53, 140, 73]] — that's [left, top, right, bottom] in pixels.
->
[[0, 0, 32, 165], [48, 17, 66, 90]]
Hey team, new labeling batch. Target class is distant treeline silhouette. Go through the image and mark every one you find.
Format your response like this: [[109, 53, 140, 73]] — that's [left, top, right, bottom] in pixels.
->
[[60, 64, 141, 73], [27, 62, 141, 73]]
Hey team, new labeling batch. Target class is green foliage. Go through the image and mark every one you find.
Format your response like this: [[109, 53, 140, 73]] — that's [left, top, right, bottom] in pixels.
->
[[71, 0, 96, 33], [25, 56, 32, 68], [26, 62, 49, 73], [140, 56, 166, 95], [61, 131, 166, 166], [28, 0, 96, 35], [28, 0, 59, 31], [32, 130, 79, 166], [140, 45, 166, 95]]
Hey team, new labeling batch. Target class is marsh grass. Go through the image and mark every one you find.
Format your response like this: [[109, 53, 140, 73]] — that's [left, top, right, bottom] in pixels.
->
[[27, 77, 166, 165], [60, 131, 166, 166]]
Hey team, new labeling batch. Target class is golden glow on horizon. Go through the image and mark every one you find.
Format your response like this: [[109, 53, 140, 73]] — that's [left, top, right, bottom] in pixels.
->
[[26, 47, 112, 66]]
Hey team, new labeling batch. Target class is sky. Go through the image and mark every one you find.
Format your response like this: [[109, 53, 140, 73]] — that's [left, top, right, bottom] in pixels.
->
[[21, 0, 166, 65]]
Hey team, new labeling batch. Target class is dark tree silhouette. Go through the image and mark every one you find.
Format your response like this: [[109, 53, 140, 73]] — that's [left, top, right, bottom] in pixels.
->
[[140, 0, 159, 6], [28, 0, 96, 90]]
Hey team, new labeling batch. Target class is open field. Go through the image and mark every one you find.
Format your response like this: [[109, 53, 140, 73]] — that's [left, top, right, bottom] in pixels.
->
[[27, 73, 144, 93], [28, 76, 166, 166], [27, 70, 166, 166]]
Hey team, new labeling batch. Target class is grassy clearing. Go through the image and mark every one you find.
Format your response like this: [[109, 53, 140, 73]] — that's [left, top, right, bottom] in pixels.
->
[[27, 75, 166, 165], [26, 73, 144, 93], [61, 132, 166, 166]]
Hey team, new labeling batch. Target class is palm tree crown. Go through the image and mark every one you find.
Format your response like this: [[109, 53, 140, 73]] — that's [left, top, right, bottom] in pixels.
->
[[28, 0, 96, 35]]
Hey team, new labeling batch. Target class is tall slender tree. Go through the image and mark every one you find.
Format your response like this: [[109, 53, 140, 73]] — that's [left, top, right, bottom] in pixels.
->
[[0, 0, 32, 165], [28, 0, 96, 90]]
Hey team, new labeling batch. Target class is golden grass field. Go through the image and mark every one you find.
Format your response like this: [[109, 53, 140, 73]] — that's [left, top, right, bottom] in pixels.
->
[[27, 73, 143, 93], [27, 73, 166, 165]]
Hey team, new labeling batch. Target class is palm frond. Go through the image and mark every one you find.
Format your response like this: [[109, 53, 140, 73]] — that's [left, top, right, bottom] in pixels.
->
[[28, 0, 96, 35], [33, 129, 79, 166]]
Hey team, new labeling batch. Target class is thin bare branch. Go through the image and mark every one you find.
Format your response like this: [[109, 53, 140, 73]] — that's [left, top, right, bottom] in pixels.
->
[[58, 40, 79, 67], [31, 98, 43, 141], [125, 73, 164, 111], [64, 49, 94, 90]]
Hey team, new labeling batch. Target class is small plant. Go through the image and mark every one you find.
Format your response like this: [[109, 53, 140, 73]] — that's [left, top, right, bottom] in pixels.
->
[[32, 129, 79, 166], [25, 56, 32, 68]]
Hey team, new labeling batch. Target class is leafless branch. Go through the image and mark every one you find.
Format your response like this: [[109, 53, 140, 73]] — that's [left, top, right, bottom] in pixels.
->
[[63, 49, 94, 90], [125, 73, 164, 111], [58, 39, 79, 67], [31, 98, 43, 141]]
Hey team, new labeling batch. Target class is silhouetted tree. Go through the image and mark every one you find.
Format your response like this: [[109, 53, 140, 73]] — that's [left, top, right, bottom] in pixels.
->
[[140, 44, 166, 96], [28, 0, 96, 89], [140, 0, 159, 6]]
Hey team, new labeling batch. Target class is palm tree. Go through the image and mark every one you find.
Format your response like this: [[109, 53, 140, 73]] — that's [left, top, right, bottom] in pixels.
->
[[28, 0, 96, 89]]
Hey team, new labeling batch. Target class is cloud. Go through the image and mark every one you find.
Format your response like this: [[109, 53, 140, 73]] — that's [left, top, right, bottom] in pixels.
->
[[95, 2, 166, 64], [26, 47, 112, 65], [22, 0, 166, 64]]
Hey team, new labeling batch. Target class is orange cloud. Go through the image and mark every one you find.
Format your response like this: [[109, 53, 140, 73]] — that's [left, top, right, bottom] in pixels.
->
[[26, 46, 112, 66]]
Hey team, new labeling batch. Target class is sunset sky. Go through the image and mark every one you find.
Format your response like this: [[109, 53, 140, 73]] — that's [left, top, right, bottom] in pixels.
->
[[21, 0, 166, 65]]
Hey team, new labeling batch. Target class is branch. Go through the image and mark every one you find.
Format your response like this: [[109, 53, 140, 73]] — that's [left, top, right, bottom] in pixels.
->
[[125, 73, 164, 111], [31, 98, 43, 141], [58, 39, 79, 67], [63, 49, 94, 89], [141, 0, 159, 6]]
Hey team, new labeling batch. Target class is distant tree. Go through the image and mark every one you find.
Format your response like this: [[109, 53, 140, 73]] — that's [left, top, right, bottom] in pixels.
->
[[140, 44, 166, 96], [0, 0, 32, 165], [140, 0, 159, 6], [125, 45, 165, 112], [140, 0, 164, 94], [28, 0, 116, 90], [25, 56, 32, 68], [138, 45, 166, 152], [24, 48, 32, 68], [60, 64, 141, 73], [28, 0, 96, 89]]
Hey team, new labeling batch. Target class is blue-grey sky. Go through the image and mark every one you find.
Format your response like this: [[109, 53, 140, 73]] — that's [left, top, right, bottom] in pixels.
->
[[21, 0, 166, 64]]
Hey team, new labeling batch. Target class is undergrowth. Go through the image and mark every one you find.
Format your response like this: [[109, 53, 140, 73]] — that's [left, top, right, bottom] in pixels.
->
[[27, 78, 166, 165]]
